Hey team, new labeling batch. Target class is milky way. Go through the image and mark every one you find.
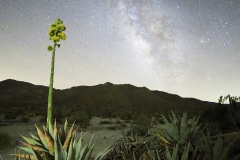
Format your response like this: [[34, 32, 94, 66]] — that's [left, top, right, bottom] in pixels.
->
[[0, 0, 239, 102]]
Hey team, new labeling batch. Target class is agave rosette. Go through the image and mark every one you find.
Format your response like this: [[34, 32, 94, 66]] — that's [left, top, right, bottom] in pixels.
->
[[151, 111, 202, 152], [15, 120, 110, 160]]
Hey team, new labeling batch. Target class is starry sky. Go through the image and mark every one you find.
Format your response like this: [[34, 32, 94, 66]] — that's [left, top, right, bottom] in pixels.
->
[[0, 0, 239, 102]]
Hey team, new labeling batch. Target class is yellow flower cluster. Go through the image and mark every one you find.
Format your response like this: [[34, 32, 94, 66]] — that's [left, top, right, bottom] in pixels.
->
[[47, 18, 66, 44], [48, 27, 58, 37], [57, 32, 66, 40], [56, 24, 66, 31], [51, 36, 60, 42]]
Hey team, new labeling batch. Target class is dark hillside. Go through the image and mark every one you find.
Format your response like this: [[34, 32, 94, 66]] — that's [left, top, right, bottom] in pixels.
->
[[0, 79, 215, 118]]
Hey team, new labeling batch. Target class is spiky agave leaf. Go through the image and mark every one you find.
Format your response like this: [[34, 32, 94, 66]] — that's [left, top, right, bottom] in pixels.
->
[[21, 136, 42, 147], [54, 133, 67, 160], [44, 131, 54, 155], [63, 122, 75, 150], [180, 113, 188, 138], [199, 130, 240, 160], [79, 134, 95, 159], [35, 124, 48, 149], [66, 134, 75, 160], [74, 132, 85, 159], [19, 141, 48, 153], [94, 146, 111, 160], [165, 143, 179, 160], [53, 119, 58, 140]]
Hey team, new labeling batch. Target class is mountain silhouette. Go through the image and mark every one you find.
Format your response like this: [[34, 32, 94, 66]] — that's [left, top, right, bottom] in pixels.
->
[[0, 79, 214, 118]]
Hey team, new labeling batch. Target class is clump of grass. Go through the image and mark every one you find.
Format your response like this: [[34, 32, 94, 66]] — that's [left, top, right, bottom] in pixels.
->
[[0, 132, 13, 149], [107, 125, 120, 130], [107, 124, 128, 130], [99, 120, 112, 124], [17, 115, 31, 123], [123, 120, 131, 124], [114, 120, 122, 124]]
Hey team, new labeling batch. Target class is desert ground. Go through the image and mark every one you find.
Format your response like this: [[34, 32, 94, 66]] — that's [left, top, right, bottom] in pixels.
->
[[0, 116, 130, 159]]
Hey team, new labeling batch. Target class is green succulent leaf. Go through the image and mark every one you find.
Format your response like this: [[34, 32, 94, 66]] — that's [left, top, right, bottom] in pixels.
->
[[171, 143, 179, 160], [181, 143, 190, 160], [75, 133, 83, 159], [18, 146, 34, 154], [164, 144, 172, 160], [66, 134, 75, 160], [48, 122, 54, 138], [94, 146, 111, 160], [21, 136, 42, 146], [54, 135, 67, 160], [180, 113, 188, 137], [212, 135, 223, 160], [29, 133, 40, 141]]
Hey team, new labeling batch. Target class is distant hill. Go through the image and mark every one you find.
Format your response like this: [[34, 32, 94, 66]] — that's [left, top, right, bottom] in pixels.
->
[[0, 79, 215, 118]]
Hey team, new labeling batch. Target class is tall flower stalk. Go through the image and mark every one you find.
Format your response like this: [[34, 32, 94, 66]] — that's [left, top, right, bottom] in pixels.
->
[[46, 18, 66, 128]]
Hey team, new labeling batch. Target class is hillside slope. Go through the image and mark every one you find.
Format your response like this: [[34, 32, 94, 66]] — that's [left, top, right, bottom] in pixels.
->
[[0, 79, 214, 118]]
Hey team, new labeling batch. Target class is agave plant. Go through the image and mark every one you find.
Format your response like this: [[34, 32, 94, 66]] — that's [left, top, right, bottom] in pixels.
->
[[14, 120, 110, 160], [151, 111, 202, 153], [198, 129, 240, 160]]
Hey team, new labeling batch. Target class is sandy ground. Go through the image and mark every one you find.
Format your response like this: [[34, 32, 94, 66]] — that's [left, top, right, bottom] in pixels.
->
[[0, 117, 129, 160]]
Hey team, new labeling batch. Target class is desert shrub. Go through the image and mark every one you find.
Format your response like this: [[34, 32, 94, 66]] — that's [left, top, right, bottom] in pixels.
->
[[4, 112, 17, 119], [0, 132, 13, 149], [120, 123, 128, 128], [18, 116, 30, 123], [123, 120, 131, 124], [107, 124, 127, 130], [99, 120, 112, 124], [52, 106, 73, 123], [200, 95, 240, 133], [70, 111, 90, 128], [107, 125, 120, 130], [100, 106, 112, 118], [0, 108, 3, 115], [39, 115, 46, 123], [134, 114, 151, 136], [126, 124, 138, 137], [26, 112, 35, 117], [53, 107, 64, 123], [114, 120, 122, 124]]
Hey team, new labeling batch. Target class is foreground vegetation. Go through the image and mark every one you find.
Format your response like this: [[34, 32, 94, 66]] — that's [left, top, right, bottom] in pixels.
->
[[0, 133, 13, 150], [0, 95, 239, 159]]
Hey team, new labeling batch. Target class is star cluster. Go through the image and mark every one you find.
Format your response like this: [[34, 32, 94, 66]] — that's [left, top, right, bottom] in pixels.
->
[[0, 0, 239, 102]]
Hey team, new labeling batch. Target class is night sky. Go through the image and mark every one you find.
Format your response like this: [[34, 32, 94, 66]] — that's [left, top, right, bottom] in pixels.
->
[[0, 0, 239, 102]]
